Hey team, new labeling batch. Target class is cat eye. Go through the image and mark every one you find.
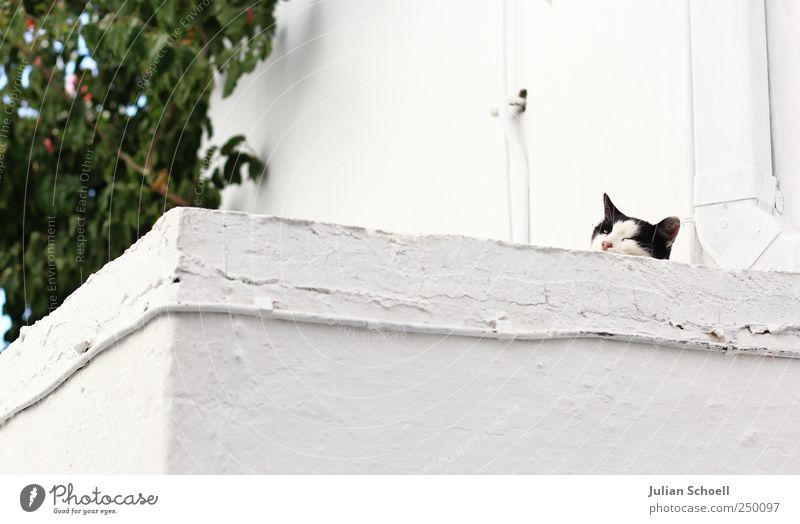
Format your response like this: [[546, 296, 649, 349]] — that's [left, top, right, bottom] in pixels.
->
[[601, 229, 610, 234]]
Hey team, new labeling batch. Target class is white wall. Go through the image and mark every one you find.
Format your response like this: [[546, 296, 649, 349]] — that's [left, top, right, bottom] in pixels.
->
[[517, 0, 694, 255], [0, 317, 172, 473], [211, 0, 695, 260], [211, 0, 509, 240], [170, 313, 800, 474], [3, 208, 800, 473], [0, 208, 183, 473]]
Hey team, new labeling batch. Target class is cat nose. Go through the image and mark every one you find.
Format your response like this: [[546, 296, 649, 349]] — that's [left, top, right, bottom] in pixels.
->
[[601, 240, 613, 251]]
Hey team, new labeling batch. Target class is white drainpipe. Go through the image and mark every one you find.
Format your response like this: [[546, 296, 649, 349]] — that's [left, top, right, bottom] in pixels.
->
[[689, 0, 799, 271], [493, 0, 531, 244]]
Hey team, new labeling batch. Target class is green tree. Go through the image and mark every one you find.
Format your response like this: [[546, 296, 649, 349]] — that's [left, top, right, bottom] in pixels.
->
[[0, 0, 276, 342]]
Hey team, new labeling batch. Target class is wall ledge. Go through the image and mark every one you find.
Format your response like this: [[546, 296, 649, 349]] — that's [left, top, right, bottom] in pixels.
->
[[3, 207, 800, 427], [2, 208, 800, 473]]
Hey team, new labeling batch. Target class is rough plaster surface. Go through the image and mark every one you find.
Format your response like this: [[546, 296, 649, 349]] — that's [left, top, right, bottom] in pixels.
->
[[170, 316, 800, 474], [0, 317, 173, 473], [1, 208, 800, 473]]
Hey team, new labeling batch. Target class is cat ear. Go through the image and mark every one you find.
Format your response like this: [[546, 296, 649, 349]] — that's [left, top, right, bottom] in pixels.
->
[[603, 193, 622, 220], [657, 217, 681, 247]]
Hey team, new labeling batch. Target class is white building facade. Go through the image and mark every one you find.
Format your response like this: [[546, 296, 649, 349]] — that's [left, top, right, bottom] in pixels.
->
[[2, 208, 799, 473], [212, 0, 799, 270]]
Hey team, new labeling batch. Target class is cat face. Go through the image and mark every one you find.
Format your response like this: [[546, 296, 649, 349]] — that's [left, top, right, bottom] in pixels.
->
[[591, 193, 680, 259]]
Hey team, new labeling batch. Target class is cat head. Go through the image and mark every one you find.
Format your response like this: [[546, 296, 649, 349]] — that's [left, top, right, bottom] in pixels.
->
[[590, 193, 680, 259]]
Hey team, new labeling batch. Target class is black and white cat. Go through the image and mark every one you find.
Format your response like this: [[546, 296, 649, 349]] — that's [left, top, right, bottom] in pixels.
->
[[591, 193, 680, 259]]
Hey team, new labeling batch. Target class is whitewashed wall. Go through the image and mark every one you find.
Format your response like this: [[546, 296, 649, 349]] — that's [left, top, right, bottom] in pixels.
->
[[3, 208, 800, 473], [515, 0, 693, 254], [211, 0, 509, 240], [210, 0, 696, 260]]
